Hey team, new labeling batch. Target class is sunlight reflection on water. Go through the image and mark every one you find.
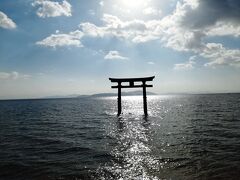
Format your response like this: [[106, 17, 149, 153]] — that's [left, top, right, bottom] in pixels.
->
[[101, 116, 159, 179], [99, 96, 165, 179], [104, 95, 172, 116]]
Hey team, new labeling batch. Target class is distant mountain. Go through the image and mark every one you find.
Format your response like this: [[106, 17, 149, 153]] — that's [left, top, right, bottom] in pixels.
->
[[87, 91, 157, 98], [122, 91, 157, 96], [42, 91, 157, 99], [43, 94, 81, 99], [89, 93, 116, 98]]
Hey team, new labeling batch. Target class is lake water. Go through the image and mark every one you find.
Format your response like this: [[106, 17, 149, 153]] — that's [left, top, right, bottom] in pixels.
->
[[0, 94, 240, 180]]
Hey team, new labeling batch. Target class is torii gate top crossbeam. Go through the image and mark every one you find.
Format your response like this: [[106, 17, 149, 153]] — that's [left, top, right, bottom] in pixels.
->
[[109, 76, 155, 89], [109, 76, 155, 83]]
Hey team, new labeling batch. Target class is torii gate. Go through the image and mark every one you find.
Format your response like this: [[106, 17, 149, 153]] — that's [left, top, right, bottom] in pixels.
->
[[109, 76, 155, 116]]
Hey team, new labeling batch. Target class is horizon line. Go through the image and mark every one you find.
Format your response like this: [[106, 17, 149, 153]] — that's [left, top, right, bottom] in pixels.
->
[[0, 92, 240, 101]]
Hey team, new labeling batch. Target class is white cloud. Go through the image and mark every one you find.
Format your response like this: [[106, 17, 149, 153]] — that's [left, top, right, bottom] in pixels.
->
[[202, 43, 240, 67], [36, 30, 84, 48], [143, 7, 161, 16], [104, 51, 128, 60], [0, 71, 31, 80], [207, 22, 240, 37], [88, 9, 95, 16], [161, 0, 240, 68], [160, 0, 240, 50], [147, 61, 155, 65], [0, 72, 10, 79], [174, 62, 194, 70], [80, 14, 162, 43], [79, 13, 206, 48], [32, 0, 72, 18], [159, 0, 240, 68], [174, 56, 196, 70], [99, 1, 104, 7], [0, 11, 16, 29]]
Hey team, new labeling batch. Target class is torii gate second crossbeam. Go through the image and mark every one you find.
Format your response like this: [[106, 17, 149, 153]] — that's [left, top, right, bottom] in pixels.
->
[[109, 76, 155, 116]]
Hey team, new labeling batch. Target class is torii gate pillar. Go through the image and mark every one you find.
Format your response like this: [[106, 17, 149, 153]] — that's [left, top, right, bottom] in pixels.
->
[[117, 82, 122, 116], [142, 81, 147, 115], [109, 76, 155, 116]]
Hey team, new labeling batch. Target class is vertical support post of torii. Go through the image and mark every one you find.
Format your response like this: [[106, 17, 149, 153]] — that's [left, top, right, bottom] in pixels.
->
[[117, 82, 122, 116], [142, 81, 148, 116]]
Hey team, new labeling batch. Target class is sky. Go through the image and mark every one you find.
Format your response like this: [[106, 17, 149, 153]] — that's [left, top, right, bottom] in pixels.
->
[[0, 0, 240, 99]]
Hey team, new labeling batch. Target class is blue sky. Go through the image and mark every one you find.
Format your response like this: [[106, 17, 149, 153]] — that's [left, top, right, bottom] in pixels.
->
[[0, 0, 240, 99]]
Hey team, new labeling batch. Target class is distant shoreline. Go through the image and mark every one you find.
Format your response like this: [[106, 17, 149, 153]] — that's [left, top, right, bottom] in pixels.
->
[[0, 92, 240, 101]]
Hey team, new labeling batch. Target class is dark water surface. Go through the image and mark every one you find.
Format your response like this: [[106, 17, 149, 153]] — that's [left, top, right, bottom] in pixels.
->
[[0, 94, 240, 180]]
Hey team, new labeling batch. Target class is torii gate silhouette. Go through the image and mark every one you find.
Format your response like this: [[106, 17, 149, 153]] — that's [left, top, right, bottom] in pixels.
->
[[109, 76, 155, 116]]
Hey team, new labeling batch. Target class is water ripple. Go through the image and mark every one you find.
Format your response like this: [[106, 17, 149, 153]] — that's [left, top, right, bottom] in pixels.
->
[[0, 94, 240, 179]]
